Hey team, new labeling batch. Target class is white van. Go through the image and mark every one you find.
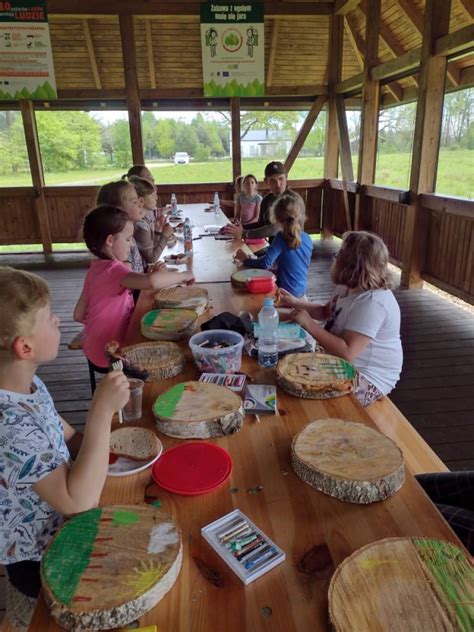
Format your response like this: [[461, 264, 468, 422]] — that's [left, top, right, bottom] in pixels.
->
[[174, 152, 190, 165]]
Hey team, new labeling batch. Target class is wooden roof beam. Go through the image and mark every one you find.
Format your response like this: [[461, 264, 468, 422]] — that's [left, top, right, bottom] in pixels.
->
[[459, 0, 474, 20], [82, 19, 101, 90], [145, 21, 156, 89], [396, 0, 460, 87], [334, 0, 361, 15], [47, 1, 334, 16], [266, 19, 280, 88], [435, 24, 474, 58]]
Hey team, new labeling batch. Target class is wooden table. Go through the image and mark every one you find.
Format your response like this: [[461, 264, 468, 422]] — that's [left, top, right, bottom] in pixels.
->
[[31, 207, 461, 632]]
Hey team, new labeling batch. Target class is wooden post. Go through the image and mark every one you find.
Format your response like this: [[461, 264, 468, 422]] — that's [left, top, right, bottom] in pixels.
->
[[323, 14, 343, 238], [401, 0, 451, 289], [20, 100, 52, 254], [355, 0, 380, 230], [119, 14, 144, 165], [335, 96, 354, 230], [230, 97, 241, 182], [285, 96, 326, 173]]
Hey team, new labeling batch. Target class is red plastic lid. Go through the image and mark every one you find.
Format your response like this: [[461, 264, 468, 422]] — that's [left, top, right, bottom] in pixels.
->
[[151, 442, 232, 495], [246, 277, 276, 293]]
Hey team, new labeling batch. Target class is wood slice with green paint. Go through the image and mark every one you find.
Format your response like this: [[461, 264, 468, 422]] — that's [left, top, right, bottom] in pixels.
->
[[291, 419, 404, 503], [329, 537, 474, 631], [230, 268, 275, 288], [153, 286, 209, 315], [41, 505, 182, 630], [277, 352, 358, 399], [120, 341, 185, 381], [141, 308, 198, 341], [153, 381, 244, 439]]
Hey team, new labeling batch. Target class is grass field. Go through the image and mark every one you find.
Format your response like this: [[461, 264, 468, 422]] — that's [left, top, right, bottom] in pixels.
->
[[1, 150, 472, 198]]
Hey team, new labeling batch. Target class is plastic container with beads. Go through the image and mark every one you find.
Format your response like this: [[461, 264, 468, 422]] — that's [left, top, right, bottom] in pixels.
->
[[189, 329, 244, 373]]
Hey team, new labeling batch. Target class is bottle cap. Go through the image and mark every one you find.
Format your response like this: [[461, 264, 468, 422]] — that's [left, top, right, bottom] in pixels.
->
[[263, 297, 274, 307]]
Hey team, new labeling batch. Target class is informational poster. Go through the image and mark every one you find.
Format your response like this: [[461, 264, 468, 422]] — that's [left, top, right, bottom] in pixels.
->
[[201, 2, 264, 98], [0, 1, 57, 100]]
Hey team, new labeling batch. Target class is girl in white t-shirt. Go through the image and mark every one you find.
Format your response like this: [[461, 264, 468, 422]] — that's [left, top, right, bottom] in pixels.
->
[[279, 231, 403, 406]]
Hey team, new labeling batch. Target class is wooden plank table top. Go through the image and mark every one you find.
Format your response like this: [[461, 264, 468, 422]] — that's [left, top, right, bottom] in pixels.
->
[[31, 209, 462, 632]]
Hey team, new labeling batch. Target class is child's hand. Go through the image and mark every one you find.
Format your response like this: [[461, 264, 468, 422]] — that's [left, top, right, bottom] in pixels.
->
[[290, 309, 313, 330], [150, 261, 167, 272], [92, 371, 130, 415], [234, 248, 247, 262], [278, 288, 297, 308], [163, 223, 175, 237], [182, 272, 195, 285]]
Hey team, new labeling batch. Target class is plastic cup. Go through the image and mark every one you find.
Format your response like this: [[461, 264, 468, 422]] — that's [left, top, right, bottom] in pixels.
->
[[123, 378, 144, 422]]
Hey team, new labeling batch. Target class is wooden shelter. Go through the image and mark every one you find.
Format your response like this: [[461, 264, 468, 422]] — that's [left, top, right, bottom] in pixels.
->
[[0, 0, 473, 303]]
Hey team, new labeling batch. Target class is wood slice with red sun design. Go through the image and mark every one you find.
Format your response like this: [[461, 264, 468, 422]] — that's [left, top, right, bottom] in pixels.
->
[[41, 505, 182, 630]]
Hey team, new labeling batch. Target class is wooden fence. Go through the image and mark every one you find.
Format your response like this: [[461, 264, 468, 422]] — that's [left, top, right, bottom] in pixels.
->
[[0, 179, 472, 304]]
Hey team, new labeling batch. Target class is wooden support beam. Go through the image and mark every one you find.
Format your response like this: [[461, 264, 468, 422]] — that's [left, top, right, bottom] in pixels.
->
[[401, 0, 452, 289], [47, 1, 334, 16], [335, 72, 364, 94], [435, 25, 474, 58], [119, 15, 144, 165], [371, 48, 421, 82], [335, 96, 354, 181], [396, 0, 460, 87], [266, 19, 280, 88], [145, 21, 156, 89], [231, 97, 241, 182], [459, 0, 474, 19], [285, 96, 326, 173], [20, 101, 52, 254], [324, 14, 344, 179], [82, 19, 101, 90], [334, 0, 360, 15]]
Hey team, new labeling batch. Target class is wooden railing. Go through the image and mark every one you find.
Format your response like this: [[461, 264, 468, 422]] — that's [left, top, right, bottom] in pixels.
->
[[0, 179, 472, 304]]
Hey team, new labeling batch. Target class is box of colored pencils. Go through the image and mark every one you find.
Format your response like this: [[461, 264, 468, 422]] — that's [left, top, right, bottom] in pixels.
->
[[198, 373, 246, 392], [201, 509, 285, 584]]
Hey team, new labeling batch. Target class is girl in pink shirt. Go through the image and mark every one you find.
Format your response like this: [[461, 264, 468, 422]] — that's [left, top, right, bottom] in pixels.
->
[[74, 205, 194, 368], [235, 174, 262, 224]]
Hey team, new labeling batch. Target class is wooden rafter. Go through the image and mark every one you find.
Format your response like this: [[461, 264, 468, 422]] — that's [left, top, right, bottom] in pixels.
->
[[459, 0, 474, 20], [82, 19, 101, 90], [284, 96, 326, 172], [145, 21, 156, 89], [266, 19, 280, 87], [334, 0, 360, 15], [396, 0, 460, 86], [435, 24, 474, 57], [345, 11, 403, 101], [359, 0, 418, 88]]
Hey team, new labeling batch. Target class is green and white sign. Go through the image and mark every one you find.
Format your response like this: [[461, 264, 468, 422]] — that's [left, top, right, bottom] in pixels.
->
[[0, 1, 57, 100], [201, 2, 264, 98]]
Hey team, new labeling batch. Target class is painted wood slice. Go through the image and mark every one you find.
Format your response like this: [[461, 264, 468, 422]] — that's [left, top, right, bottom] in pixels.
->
[[41, 505, 182, 631], [120, 341, 184, 381], [231, 268, 275, 288], [291, 419, 404, 503], [329, 537, 474, 632], [277, 352, 358, 398], [153, 286, 209, 315], [153, 381, 244, 439], [141, 308, 198, 341]]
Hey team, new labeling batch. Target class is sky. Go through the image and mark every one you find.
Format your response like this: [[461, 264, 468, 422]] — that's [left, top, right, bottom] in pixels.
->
[[90, 111, 217, 124]]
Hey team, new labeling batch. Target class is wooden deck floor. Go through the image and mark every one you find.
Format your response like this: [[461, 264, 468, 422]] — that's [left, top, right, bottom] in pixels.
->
[[2, 242, 473, 471]]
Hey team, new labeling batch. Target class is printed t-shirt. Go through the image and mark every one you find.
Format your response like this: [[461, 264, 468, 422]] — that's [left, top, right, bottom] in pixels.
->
[[326, 287, 403, 394], [0, 376, 70, 564], [237, 192, 262, 224], [82, 259, 134, 367]]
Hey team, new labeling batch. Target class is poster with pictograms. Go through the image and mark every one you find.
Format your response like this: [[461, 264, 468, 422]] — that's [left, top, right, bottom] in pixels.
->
[[201, 2, 264, 97], [0, 1, 57, 100]]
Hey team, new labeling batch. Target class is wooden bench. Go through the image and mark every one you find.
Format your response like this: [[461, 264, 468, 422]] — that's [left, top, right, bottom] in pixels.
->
[[366, 396, 449, 475]]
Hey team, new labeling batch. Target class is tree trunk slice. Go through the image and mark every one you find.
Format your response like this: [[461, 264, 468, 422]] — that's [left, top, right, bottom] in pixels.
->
[[140, 308, 198, 341], [231, 268, 275, 289], [153, 286, 210, 315], [153, 381, 245, 439], [120, 341, 184, 381], [329, 537, 474, 632], [41, 505, 182, 631], [291, 419, 404, 503], [277, 352, 358, 399]]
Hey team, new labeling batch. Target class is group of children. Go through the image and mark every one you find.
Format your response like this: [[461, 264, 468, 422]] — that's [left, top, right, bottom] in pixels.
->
[[0, 161, 409, 629]]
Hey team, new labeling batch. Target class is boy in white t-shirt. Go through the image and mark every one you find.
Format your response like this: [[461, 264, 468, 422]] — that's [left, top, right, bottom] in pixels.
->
[[279, 231, 403, 406], [0, 267, 130, 630]]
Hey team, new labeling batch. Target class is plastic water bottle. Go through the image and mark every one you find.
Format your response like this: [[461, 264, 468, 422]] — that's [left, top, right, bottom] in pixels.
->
[[257, 297, 279, 368], [170, 193, 178, 217], [213, 191, 220, 217], [183, 217, 193, 255]]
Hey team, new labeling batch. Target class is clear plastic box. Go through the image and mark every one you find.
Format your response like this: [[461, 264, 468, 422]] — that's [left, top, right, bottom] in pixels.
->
[[189, 329, 244, 374]]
